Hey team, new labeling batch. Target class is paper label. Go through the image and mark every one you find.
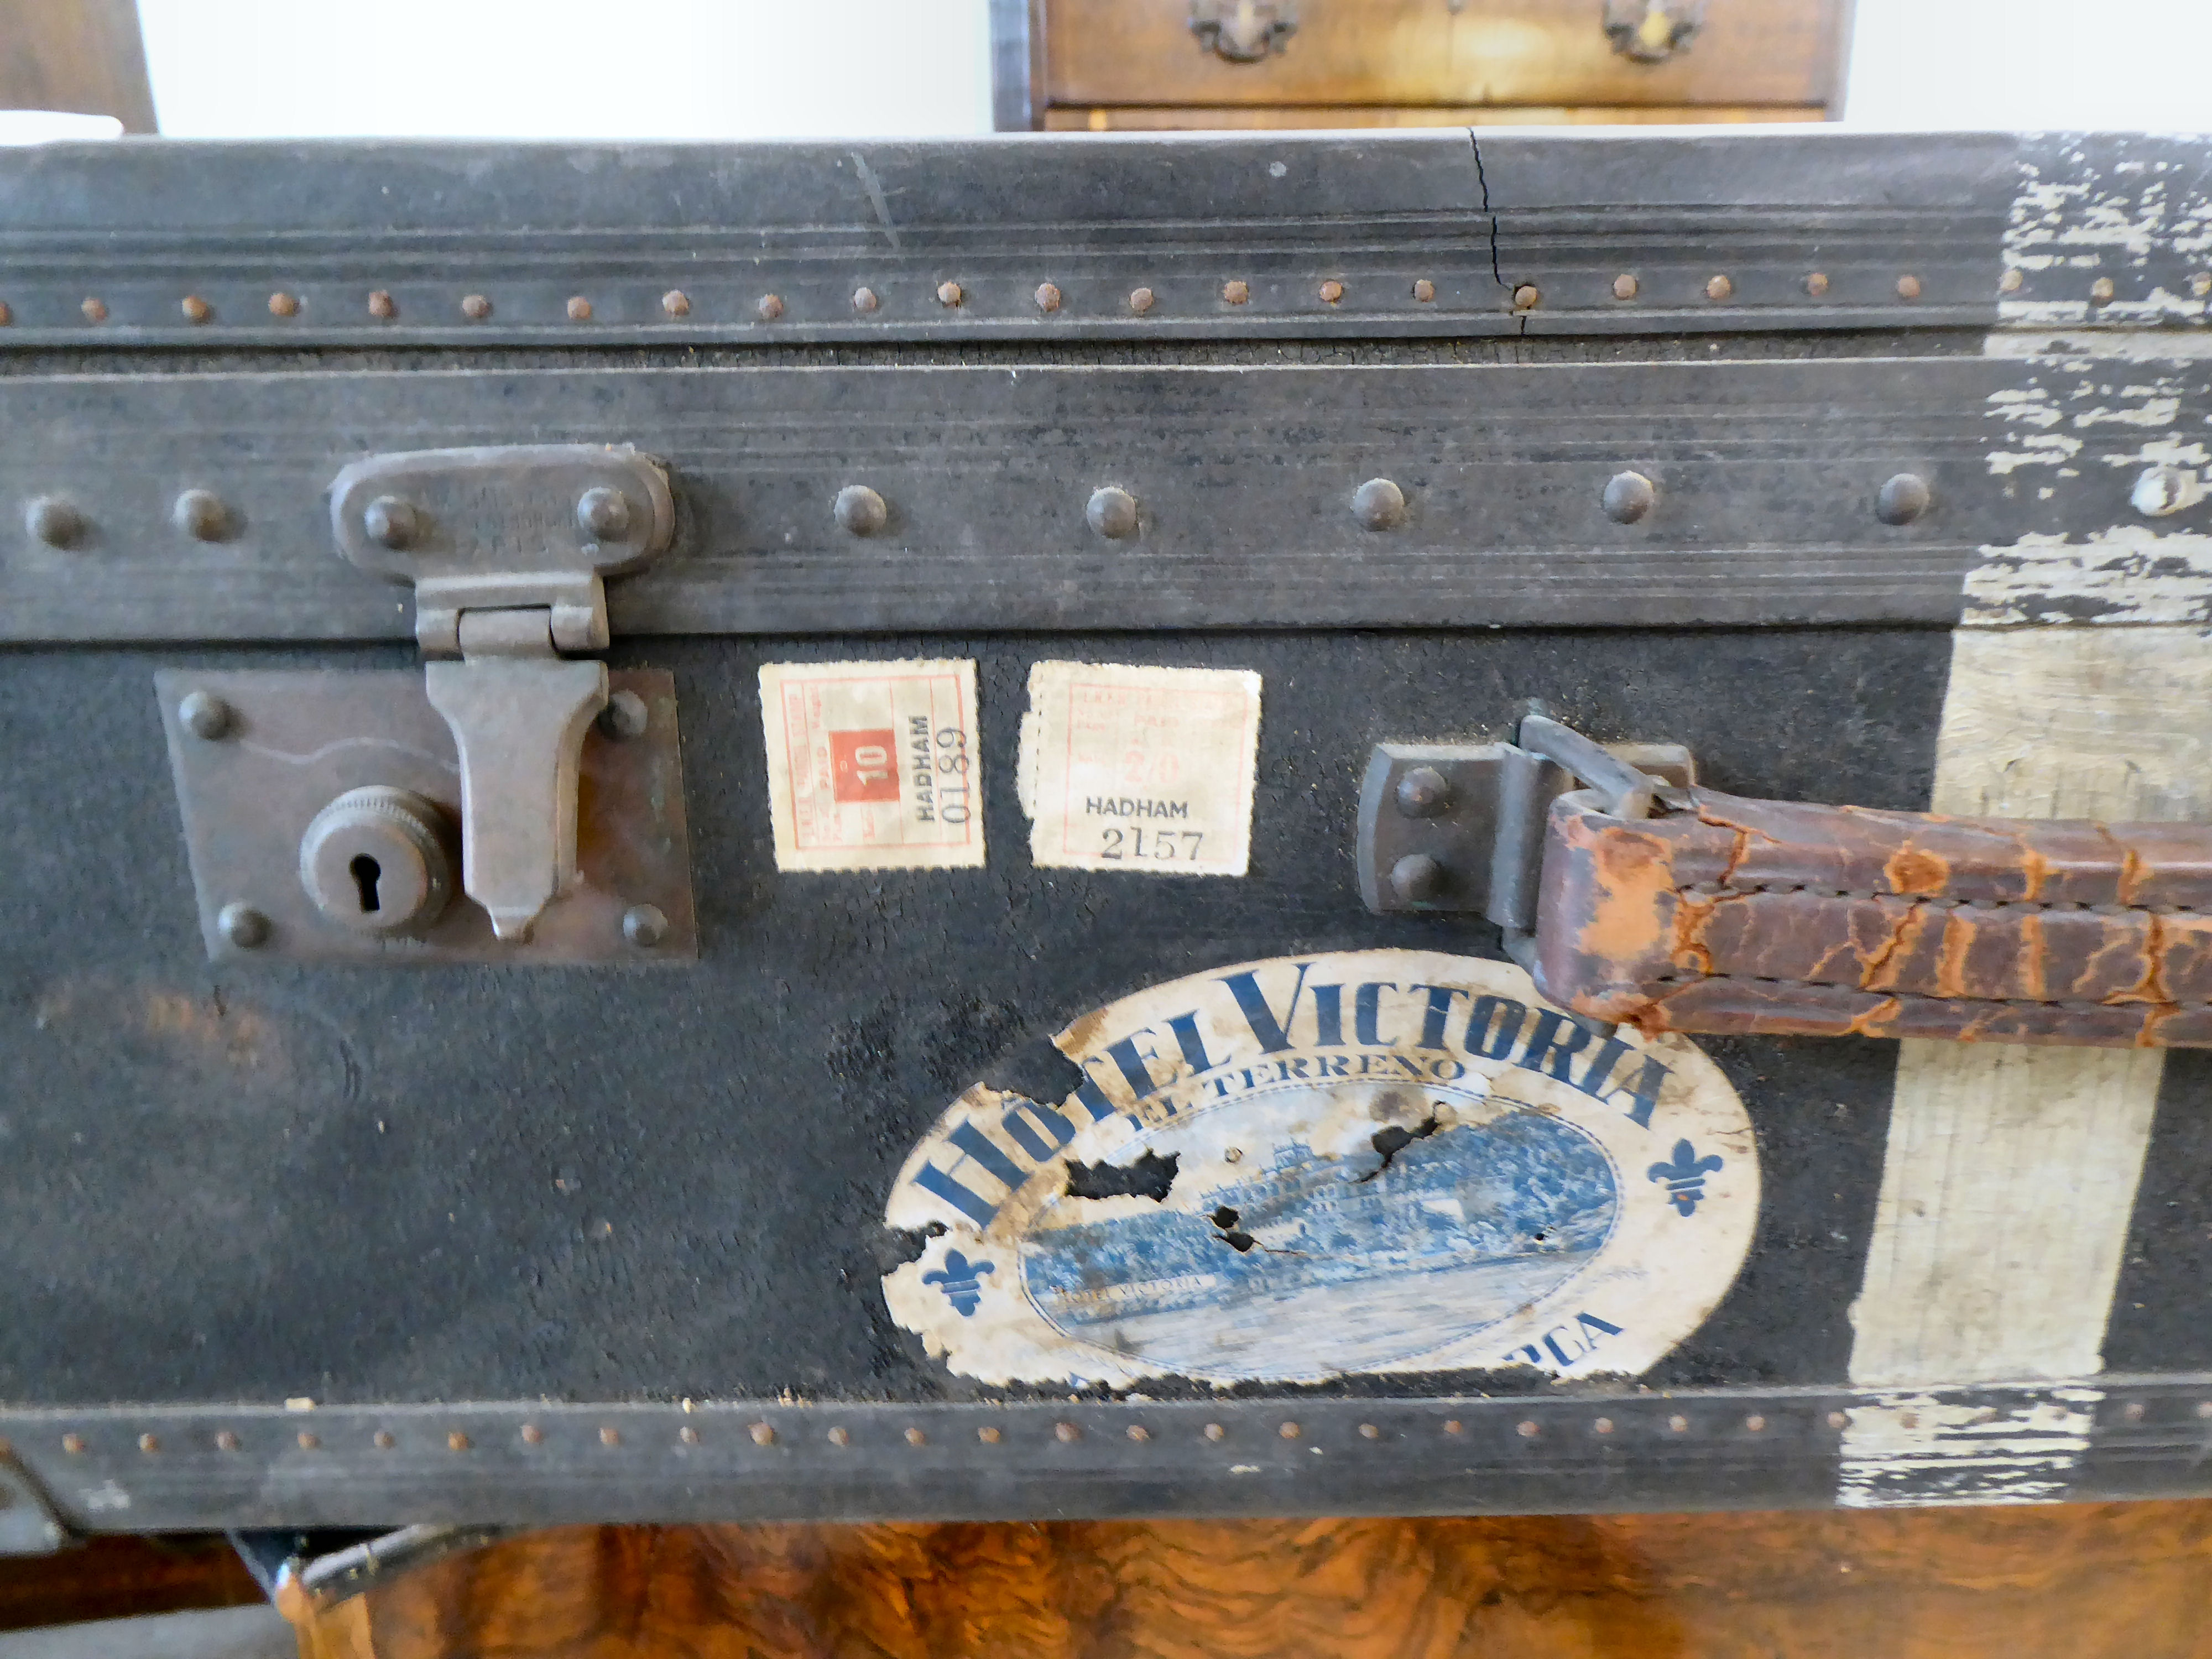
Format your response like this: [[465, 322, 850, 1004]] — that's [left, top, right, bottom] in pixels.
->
[[1018, 661, 1260, 877], [881, 951, 1759, 1388], [758, 660, 983, 871]]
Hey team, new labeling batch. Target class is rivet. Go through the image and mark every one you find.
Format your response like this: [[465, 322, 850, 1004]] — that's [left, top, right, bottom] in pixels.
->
[[1223, 279, 1250, 305], [1129, 286, 1155, 314], [1517, 1420, 1540, 1438], [1279, 1422, 1301, 1439], [1390, 853, 1444, 904], [662, 289, 691, 317], [566, 296, 592, 322], [1128, 1424, 1150, 1441], [368, 290, 395, 319], [905, 1427, 926, 1446], [181, 295, 211, 323], [1056, 1422, 1081, 1442], [61, 1434, 85, 1454], [2132, 464, 2199, 518], [25, 496, 82, 547], [2090, 275, 2115, 302], [1592, 1418, 1614, 1436], [1612, 273, 1639, 300], [1350, 476, 1405, 531], [1086, 485, 1139, 539], [1896, 274, 1922, 301], [1359, 1423, 1381, 1440], [1899, 1411, 1920, 1430], [978, 1425, 1001, 1443], [1705, 274, 1734, 302], [852, 286, 879, 314], [622, 904, 669, 948], [173, 488, 230, 541], [216, 1431, 241, 1452], [179, 690, 234, 740], [373, 1431, 395, 1449], [0, 300, 12, 326], [1035, 281, 1062, 312], [218, 904, 270, 949], [756, 294, 784, 322], [1443, 1420, 1463, 1436], [2192, 273, 2212, 299], [577, 484, 632, 541], [1667, 1415, 1689, 1433], [1223, 1147, 1243, 1162], [81, 297, 107, 322], [139, 1433, 159, 1453], [1394, 766, 1451, 818], [1511, 283, 1540, 309], [1319, 278, 1344, 304], [1603, 470, 1656, 524], [269, 292, 299, 317], [448, 1431, 471, 1452], [936, 281, 963, 307], [1203, 1423, 1225, 1441], [2124, 1401, 2147, 1423], [460, 294, 492, 320], [363, 494, 419, 550], [599, 689, 650, 739], [1806, 272, 1830, 297], [1877, 472, 1932, 525], [834, 483, 889, 535], [2195, 1401, 2212, 1420], [823, 1426, 850, 1446], [1412, 278, 1435, 302], [593, 1426, 617, 1447], [1744, 1415, 1766, 1432], [680, 1426, 700, 1445], [2000, 268, 2024, 294], [750, 1422, 775, 1444], [297, 1432, 319, 1451], [1827, 1411, 1849, 1430]]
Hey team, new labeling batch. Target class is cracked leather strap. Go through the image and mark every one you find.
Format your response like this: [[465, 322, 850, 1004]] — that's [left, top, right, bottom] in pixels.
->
[[1531, 786, 2212, 1047]]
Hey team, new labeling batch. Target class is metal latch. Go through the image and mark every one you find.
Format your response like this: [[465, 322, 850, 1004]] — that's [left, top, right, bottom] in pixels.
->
[[1357, 710, 1695, 968], [330, 445, 675, 940]]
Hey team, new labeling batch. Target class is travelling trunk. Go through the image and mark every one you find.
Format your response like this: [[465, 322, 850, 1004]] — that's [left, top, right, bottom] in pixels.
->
[[2, 129, 2210, 1534]]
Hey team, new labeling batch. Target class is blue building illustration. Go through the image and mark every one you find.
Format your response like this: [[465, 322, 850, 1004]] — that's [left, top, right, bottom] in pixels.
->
[[1019, 1107, 1620, 1378]]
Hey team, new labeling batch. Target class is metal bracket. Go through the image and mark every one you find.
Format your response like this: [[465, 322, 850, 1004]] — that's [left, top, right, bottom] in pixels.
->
[[330, 445, 675, 940], [235, 1525, 515, 1620], [1357, 722, 1695, 931], [0, 1448, 70, 1555]]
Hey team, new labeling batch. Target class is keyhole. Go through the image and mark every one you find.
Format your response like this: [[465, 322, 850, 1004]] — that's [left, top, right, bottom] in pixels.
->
[[349, 854, 382, 914]]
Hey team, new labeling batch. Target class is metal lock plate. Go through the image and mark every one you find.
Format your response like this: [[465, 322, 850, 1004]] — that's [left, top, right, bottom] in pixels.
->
[[1358, 738, 1695, 925], [159, 669, 696, 964]]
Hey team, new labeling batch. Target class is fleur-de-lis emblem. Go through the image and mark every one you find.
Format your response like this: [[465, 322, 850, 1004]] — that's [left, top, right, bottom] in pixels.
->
[[923, 1249, 995, 1317], [1647, 1139, 1724, 1216]]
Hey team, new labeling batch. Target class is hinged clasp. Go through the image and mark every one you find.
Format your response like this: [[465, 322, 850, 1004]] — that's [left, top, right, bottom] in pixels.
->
[[331, 445, 675, 940], [1355, 709, 1696, 968]]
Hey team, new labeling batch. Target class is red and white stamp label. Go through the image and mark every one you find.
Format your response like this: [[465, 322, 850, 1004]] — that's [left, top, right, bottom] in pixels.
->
[[1018, 661, 1261, 877], [758, 660, 984, 871]]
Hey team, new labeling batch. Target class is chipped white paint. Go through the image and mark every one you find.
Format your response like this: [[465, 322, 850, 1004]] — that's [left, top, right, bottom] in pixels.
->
[[1986, 330, 2212, 363], [2072, 392, 2179, 427], [883, 952, 1756, 1389], [1838, 1392, 2102, 1509], [2001, 147, 2212, 328], [1843, 628, 2212, 1499], [1965, 528, 2212, 626]]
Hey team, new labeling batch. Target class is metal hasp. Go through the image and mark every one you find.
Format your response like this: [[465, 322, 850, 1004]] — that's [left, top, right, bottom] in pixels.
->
[[0, 1448, 69, 1555], [1357, 714, 1695, 962], [330, 446, 675, 940]]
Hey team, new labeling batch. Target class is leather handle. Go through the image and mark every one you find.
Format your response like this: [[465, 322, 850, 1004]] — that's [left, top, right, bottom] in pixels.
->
[[1531, 786, 2212, 1048]]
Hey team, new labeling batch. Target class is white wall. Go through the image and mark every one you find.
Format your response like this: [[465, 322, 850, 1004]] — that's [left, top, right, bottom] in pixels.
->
[[137, 0, 996, 139], [137, 0, 2212, 140], [1842, 0, 2212, 129]]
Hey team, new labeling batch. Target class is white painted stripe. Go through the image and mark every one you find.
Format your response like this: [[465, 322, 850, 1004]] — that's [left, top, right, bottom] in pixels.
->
[[1838, 1391, 2101, 1509], [1841, 625, 2212, 1501]]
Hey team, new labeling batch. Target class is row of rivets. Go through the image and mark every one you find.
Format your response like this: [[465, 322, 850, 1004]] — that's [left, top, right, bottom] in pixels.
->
[[25, 488, 233, 547], [13, 267, 2125, 330], [41, 1398, 2211, 1460]]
